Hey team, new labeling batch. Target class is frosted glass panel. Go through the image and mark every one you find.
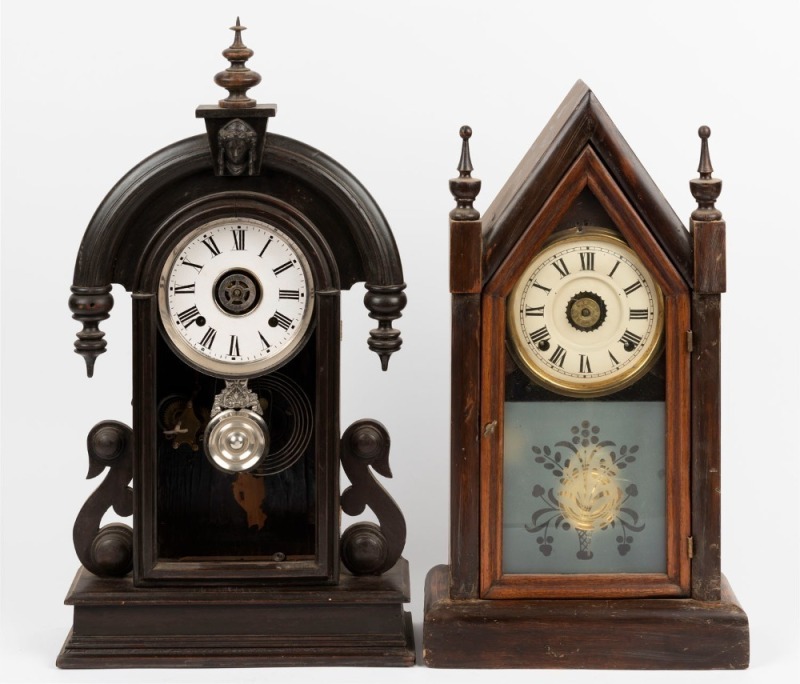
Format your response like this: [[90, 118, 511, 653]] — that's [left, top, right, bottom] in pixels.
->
[[503, 401, 666, 574]]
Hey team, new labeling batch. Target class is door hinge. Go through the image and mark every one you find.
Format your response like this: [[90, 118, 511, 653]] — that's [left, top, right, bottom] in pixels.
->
[[687, 536, 695, 559], [686, 330, 694, 353]]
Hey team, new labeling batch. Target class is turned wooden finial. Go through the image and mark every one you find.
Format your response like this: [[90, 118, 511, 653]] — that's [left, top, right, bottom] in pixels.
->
[[364, 284, 407, 371], [214, 18, 261, 108], [690, 126, 723, 221], [69, 285, 114, 377], [449, 125, 482, 221]]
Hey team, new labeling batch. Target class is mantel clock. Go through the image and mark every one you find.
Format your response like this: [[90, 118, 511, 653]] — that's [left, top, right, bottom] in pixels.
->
[[423, 82, 749, 669], [58, 21, 414, 668]]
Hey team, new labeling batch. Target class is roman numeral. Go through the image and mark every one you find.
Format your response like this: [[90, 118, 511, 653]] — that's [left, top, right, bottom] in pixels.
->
[[273, 261, 293, 275], [259, 237, 273, 257], [629, 308, 649, 320], [580, 252, 595, 271], [525, 305, 545, 316], [549, 345, 567, 368], [232, 229, 245, 251], [579, 354, 592, 373], [279, 289, 300, 300], [199, 327, 217, 348], [177, 306, 201, 327], [624, 281, 642, 296], [202, 236, 221, 257], [608, 261, 620, 278], [608, 350, 620, 366], [258, 331, 271, 350], [532, 281, 551, 294], [273, 312, 293, 330], [173, 283, 195, 294], [529, 326, 550, 344], [551, 258, 570, 278], [182, 259, 204, 273], [620, 329, 643, 348], [229, 335, 240, 356]]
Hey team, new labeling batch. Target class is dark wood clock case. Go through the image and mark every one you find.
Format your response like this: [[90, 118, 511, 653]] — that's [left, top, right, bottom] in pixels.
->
[[59, 23, 413, 668], [423, 81, 749, 669]]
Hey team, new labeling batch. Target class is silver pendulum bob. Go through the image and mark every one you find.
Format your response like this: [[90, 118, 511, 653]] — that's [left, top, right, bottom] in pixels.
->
[[204, 379, 268, 473]]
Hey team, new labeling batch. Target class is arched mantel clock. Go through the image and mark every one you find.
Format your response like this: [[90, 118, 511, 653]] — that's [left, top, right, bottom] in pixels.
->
[[424, 82, 749, 669], [59, 20, 413, 668]]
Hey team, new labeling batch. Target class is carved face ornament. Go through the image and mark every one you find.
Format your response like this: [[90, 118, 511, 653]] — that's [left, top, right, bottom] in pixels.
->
[[218, 118, 257, 175]]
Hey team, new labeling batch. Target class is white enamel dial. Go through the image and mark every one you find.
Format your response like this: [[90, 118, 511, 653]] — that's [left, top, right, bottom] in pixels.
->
[[507, 228, 663, 396], [158, 217, 314, 378]]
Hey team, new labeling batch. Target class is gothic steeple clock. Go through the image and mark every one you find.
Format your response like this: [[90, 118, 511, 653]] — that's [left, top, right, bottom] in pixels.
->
[[423, 82, 749, 669], [59, 21, 414, 668]]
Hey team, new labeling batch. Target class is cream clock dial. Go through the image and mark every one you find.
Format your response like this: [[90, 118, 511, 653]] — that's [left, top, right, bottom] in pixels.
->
[[159, 217, 314, 378], [508, 229, 663, 396]]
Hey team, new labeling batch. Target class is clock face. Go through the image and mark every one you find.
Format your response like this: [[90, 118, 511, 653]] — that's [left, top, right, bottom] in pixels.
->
[[158, 217, 314, 378], [507, 228, 663, 396]]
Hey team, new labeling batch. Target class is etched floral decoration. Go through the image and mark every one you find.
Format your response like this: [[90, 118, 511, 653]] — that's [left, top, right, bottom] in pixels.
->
[[526, 421, 644, 560]]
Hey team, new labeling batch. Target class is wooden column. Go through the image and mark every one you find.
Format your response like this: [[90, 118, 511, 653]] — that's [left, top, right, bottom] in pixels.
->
[[690, 126, 725, 601], [448, 127, 483, 599]]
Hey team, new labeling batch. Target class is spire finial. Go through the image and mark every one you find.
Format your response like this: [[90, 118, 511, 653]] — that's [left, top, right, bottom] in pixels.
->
[[449, 126, 481, 221], [690, 126, 722, 221], [697, 125, 714, 178], [214, 18, 261, 108], [457, 125, 474, 176]]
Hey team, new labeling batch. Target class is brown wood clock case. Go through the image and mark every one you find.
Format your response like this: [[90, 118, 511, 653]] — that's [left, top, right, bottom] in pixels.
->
[[59, 21, 414, 668], [423, 81, 749, 669]]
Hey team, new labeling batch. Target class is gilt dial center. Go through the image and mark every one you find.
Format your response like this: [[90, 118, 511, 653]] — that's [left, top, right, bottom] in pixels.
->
[[566, 292, 607, 332]]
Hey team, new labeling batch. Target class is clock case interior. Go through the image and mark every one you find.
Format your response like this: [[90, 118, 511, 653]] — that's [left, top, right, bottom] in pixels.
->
[[138, 195, 337, 584], [61, 27, 413, 666], [423, 81, 749, 669], [483, 167, 690, 601]]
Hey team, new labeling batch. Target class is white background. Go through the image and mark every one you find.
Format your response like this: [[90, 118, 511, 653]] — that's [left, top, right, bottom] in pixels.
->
[[2, 1, 798, 682]]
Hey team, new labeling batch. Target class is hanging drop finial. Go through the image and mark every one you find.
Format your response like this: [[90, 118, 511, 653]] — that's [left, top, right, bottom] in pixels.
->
[[449, 126, 482, 220], [690, 125, 722, 221], [214, 18, 261, 108]]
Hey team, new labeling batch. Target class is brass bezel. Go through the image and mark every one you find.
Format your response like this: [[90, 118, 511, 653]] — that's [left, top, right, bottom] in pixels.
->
[[506, 227, 665, 398]]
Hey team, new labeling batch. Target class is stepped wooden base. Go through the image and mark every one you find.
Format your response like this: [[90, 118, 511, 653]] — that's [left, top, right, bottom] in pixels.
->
[[423, 564, 748, 669], [58, 560, 415, 668]]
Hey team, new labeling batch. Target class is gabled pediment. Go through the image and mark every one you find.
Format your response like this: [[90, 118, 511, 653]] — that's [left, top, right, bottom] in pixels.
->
[[485, 145, 688, 299], [482, 81, 691, 287]]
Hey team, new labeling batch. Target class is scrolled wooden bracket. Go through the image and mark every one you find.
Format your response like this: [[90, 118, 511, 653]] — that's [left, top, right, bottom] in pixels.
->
[[73, 420, 134, 577], [68, 285, 113, 377], [340, 419, 407, 575]]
